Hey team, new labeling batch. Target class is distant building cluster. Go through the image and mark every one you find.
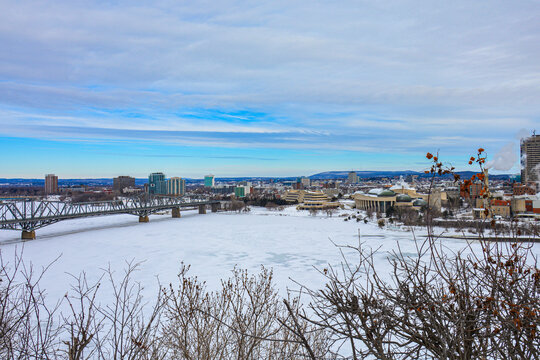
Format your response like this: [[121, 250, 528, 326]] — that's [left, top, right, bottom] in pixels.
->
[[33, 132, 540, 221]]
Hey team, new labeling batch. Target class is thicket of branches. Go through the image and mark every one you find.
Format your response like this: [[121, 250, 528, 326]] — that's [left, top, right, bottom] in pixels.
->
[[1, 149, 538, 359], [0, 255, 330, 359]]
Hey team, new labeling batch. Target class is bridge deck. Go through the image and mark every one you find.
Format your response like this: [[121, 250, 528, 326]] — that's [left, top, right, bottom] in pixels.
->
[[0, 196, 219, 233]]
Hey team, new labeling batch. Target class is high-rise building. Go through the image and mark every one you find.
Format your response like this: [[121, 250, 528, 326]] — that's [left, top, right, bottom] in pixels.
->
[[44, 174, 58, 194], [148, 172, 167, 195], [204, 175, 215, 187], [521, 134, 540, 187], [113, 176, 135, 193], [167, 177, 186, 196], [348, 171, 359, 184]]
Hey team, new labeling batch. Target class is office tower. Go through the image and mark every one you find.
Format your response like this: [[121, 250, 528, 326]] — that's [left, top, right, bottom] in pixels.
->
[[348, 171, 359, 184], [204, 175, 215, 187], [521, 134, 540, 186], [167, 177, 186, 196], [44, 174, 58, 194], [113, 176, 135, 192], [148, 172, 167, 195]]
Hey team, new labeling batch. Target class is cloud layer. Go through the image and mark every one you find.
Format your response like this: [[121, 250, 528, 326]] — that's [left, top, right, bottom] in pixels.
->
[[1, 0, 539, 175]]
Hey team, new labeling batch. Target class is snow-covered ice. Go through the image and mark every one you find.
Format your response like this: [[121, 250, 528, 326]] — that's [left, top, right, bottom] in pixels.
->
[[0, 206, 538, 308]]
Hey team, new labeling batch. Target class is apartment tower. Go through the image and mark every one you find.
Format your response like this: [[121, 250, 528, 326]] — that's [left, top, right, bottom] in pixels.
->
[[44, 174, 58, 194], [167, 177, 186, 196], [521, 134, 540, 188]]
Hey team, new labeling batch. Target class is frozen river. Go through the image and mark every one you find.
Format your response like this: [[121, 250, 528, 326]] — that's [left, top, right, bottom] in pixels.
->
[[1, 206, 538, 307]]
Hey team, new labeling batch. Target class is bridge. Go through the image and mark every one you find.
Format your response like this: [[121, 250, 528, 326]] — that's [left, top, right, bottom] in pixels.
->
[[0, 195, 220, 239]]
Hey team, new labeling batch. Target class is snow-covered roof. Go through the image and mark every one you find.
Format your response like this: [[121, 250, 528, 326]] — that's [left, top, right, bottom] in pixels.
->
[[390, 183, 414, 191], [389, 176, 415, 191], [513, 194, 539, 200]]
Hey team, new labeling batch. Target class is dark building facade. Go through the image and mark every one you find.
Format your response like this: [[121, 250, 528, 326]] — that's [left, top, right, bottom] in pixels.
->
[[113, 176, 136, 192]]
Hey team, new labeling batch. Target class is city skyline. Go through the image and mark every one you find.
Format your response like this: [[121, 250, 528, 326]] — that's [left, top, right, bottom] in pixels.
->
[[1, 1, 539, 178]]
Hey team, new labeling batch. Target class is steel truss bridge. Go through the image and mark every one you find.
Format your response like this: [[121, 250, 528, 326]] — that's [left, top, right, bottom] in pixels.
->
[[0, 195, 220, 239]]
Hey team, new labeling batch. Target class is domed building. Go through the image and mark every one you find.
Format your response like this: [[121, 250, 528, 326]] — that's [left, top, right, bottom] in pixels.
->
[[354, 180, 445, 212]]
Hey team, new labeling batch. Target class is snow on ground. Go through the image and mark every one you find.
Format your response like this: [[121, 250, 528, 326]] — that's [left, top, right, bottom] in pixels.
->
[[0, 206, 538, 310]]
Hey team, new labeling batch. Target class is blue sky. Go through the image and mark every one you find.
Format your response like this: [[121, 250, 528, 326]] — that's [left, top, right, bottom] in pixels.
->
[[0, 0, 539, 178]]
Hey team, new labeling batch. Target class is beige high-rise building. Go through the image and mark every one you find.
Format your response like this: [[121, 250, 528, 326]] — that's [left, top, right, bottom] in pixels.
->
[[521, 134, 540, 187], [45, 174, 58, 194], [167, 177, 186, 196]]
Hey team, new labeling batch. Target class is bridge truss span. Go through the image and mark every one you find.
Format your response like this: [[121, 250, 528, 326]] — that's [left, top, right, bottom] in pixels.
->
[[0, 195, 219, 238]]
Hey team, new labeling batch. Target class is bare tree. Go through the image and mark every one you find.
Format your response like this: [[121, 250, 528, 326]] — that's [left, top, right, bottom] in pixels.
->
[[161, 264, 331, 359], [61, 272, 103, 360], [94, 261, 165, 360], [0, 248, 61, 359]]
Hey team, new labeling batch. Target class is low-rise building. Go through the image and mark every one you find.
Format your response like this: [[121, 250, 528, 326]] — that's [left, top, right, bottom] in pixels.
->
[[283, 190, 304, 202], [513, 183, 536, 196], [282, 190, 339, 209], [234, 186, 248, 198]]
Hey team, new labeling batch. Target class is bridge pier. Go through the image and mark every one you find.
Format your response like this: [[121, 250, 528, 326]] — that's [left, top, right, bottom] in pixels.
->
[[211, 203, 220, 212], [139, 215, 149, 223], [21, 230, 36, 240], [198, 204, 206, 214], [172, 208, 181, 218]]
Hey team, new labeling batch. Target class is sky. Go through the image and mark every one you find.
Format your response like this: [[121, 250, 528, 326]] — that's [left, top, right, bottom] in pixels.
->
[[0, 0, 539, 178]]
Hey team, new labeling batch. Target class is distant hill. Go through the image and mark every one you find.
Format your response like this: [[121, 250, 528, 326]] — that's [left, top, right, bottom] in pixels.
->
[[309, 170, 419, 180], [309, 171, 515, 180], [0, 171, 517, 187]]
